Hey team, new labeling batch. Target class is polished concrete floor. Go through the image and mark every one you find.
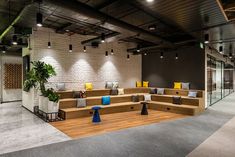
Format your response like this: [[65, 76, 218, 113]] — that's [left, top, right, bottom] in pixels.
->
[[0, 102, 70, 155], [1, 93, 235, 157]]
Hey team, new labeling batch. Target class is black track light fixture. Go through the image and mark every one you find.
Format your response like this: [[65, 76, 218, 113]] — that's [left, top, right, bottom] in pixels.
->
[[160, 52, 164, 59], [83, 46, 86, 52], [69, 44, 72, 52], [229, 52, 233, 59], [144, 52, 147, 56], [175, 53, 178, 60], [105, 51, 108, 57], [127, 54, 130, 60], [204, 33, 209, 44], [137, 45, 140, 52], [219, 45, 223, 54], [101, 33, 105, 43], [48, 42, 51, 48], [148, 24, 156, 31], [111, 49, 114, 55], [2, 46, 6, 53], [12, 35, 18, 45], [36, 12, 43, 27]]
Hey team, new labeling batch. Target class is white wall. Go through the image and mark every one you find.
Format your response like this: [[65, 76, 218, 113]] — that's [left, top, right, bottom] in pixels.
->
[[0, 55, 22, 102], [29, 28, 142, 90]]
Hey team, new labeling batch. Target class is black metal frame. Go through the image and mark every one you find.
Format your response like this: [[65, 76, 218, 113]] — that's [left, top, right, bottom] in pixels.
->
[[34, 106, 64, 122]]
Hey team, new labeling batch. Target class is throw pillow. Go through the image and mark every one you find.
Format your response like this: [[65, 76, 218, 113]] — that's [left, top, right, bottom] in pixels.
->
[[76, 98, 86, 108], [174, 82, 182, 89], [73, 91, 81, 98], [136, 81, 142, 87], [157, 88, 165, 95], [150, 88, 157, 94], [143, 81, 149, 87], [132, 95, 139, 102], [182, 82, 190, 90], [85, 83, 93, 90], [173, 96, 182, 105], [105, 81, 113, 89], [118, 88, 124, 95], [112, 81, 119, 89], [56, 83, 65, 91], [102, 96, 111, 105], [188, 91, 197, 98], [144, 94, 151, 101], [110, 88, 118, 95]]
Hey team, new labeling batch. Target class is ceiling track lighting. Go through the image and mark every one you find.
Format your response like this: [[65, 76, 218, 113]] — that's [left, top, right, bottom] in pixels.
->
[[101, 33, 105, 43], [204, 33, 209, 44], [12, 35, 18, 45], [48, 32, 51, 48], [105, 51, 108, 57], [160, 52, 164, 59], [219, 45, 223, 54], [175, 53, 178, 60], [148, 24, 156, 31], [144, 52, 147, 56], [83, 46, 86, 52], [229, 53, 233, 59], [2, 46, 6, 53], [137, 45, 140, 52], [48, 41, 51, 48], [111, 49, 114, 55]]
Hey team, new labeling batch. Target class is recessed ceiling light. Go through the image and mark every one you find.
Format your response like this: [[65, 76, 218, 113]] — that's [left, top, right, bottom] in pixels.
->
[[146, 0, 154, 2]]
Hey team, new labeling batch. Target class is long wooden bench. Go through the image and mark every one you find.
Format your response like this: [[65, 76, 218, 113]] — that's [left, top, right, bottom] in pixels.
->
[[57, 87, 205, 120]]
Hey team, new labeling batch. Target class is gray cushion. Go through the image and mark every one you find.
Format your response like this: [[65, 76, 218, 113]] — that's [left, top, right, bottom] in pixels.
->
[[73, 91, 81, 98], [150, 88, 156, 94], [76, 98, 86, 108], [56, 83, 65, 91], [144, 94, 151, 101], [188, 91, 197, 98], [112, 81, 119, 89], [132, 95, 139, 102], [173, 96, 182, 105], [182, 82, 190, 90], [105, 82, 113, 89], [110, 88, 118, 95], [157, 88, 164, 95]]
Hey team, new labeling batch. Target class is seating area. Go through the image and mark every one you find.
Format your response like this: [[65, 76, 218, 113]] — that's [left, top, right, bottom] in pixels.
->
[[57, 87, 205, 120]]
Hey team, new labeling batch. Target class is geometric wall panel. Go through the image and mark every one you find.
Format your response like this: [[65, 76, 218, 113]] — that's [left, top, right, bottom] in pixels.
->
[[4, 64, 22, 89]]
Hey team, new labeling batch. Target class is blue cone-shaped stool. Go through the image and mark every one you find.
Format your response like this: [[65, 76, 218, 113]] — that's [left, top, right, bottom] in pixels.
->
[[92, 106, 102, 123]]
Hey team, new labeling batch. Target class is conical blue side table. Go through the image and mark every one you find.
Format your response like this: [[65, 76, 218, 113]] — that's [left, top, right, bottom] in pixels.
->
[[92, 106, 102, 123]]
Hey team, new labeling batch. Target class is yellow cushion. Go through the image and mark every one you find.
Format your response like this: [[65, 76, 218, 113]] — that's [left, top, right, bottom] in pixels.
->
[[136, 81, 142, 87], [85, 83, 93, 90], [174, 82, 182, 89], [143, 81, 149, 87]]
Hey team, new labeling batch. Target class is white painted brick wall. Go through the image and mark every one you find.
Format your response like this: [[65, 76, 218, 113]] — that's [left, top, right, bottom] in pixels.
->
[[29, 28, 142, 90]]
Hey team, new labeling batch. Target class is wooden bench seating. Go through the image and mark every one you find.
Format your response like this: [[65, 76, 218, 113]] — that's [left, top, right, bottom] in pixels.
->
[[57, 87, 205, 120]]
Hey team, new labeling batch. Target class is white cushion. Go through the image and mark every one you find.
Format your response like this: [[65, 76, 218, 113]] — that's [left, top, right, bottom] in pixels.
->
[[118, 88, 124, 95], [56, 83, 65, 91], [144, 94, 151, 101]]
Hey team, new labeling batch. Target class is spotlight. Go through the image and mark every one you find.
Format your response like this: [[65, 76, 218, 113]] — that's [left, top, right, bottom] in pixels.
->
[[105, 51, 108, 57], [219, 46, 223, 54], [111, 49, 114, 55], [69, 44, 72, 52], [144, 52, 147, 56], [127, 54, 130, 60], [204, 34, 209, 44], [137, 45, 140, 52], [160, 52, 164, 59], [101, 33, 105, 43], [175, 53, 178, 60], [48, 42, 51, 48], [83, 46, 86, 52], [12, 35, 18, 45], [148, 24, 156, 31], [146, 0, 154, 2], [2, 46, 6, 53], [229, 53, 233, 59], [36, 12, 43, 27]]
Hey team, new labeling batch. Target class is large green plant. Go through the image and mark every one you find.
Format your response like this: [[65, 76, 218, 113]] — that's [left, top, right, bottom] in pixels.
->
[[23, 61, 56, 94]]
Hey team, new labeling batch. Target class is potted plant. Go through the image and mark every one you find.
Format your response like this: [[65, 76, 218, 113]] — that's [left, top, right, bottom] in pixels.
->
[[47, 90, 60, 113]]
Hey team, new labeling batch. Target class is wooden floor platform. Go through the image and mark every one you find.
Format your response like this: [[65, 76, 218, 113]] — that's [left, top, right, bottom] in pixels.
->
[[50, 110, 188, 139]]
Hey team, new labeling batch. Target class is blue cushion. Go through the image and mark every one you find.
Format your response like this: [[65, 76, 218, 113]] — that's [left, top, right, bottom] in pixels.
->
[[102, 96, 111, 105], [188, 91, 197, 98]]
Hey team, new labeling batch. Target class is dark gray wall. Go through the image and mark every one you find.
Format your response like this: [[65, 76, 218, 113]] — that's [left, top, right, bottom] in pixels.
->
[[142, 46, 205, 90]]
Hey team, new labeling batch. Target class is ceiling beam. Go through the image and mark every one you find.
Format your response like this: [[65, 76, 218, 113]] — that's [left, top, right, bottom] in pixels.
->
[[95, 0, 119, 10]]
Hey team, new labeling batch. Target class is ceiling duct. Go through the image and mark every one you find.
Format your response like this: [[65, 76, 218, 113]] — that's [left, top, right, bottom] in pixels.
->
[[43, 0, 174, 46]]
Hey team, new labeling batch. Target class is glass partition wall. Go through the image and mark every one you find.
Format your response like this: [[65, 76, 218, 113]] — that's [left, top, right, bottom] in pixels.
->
[[207, 55, 234, 106]]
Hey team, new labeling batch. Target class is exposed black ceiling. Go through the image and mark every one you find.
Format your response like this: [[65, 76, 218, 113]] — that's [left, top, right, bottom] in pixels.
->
[[0, 0, 235, 57]]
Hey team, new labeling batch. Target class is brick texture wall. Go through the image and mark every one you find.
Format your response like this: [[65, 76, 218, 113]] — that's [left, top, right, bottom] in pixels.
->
[[29, 28, 141, 90]]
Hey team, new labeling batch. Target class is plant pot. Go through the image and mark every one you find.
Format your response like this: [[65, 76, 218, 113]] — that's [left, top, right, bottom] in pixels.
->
[[47, 101, 59, 113], [39, 96, 49, 112]]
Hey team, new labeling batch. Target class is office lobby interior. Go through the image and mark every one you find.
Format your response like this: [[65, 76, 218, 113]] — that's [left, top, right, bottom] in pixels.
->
[[0, 0, 235, 157]]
